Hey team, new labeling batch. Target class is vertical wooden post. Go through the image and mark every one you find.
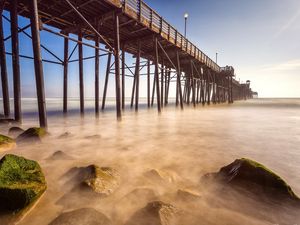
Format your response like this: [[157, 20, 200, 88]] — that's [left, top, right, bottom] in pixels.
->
[[227, 74, 230, 103], [212, 72, 216, 104], [160, 59, 164, 108], [11, 0, 21, 122], [114, 13, 122, 119], [230, 75, 233, 103], [102, 52, 112, 110], [0, 3, 10, 117], [78, 29, 84, 115], [151, 70, 155, 106], [130, 72, 136, 108], [207, 70, 211, 105], [191, 61, 195, 107], [63, 34, 69, 114], [121, 43, 125, 110], [147, 59, 150, 108], [176, 51, 183, 109], [154, 37, 161, 113], [165, 69, 170, 106], [30, 0, 47, 127], [95, 32, 100, 116], [135, 40, 141, 111]]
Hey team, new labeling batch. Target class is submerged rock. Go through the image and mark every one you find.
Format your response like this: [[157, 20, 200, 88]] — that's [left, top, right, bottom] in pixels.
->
[[204, 158, 300, 203], [58, 132, 72, 139], [49, 208, 112, 225], [16, 127, 48, 144], [46, 150, 73, 160], [144, 169, 178, 184], [0, 134, 16, 152], [0, 118, 16, 125], [0, 154, 47, 222], [8, 126, 24, 137], [125, 201, 181, 225], [176, 189, 201, 202]]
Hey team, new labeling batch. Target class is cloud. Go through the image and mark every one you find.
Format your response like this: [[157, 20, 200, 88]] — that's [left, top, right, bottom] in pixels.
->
[[260, 59, 300, 72]]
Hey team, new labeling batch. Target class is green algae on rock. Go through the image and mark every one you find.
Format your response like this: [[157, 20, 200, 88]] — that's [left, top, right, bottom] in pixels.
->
[[0, 134, 16, 152], [16, 127, 48, 143], [0, 154, 47, 222], [206, 158, 300, 203]]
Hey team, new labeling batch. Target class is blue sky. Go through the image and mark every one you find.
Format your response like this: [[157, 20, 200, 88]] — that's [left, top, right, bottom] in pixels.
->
[[1, 0, 300, 99]]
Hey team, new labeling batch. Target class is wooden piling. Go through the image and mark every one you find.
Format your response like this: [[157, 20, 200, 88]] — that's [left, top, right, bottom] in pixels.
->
[[176, 51, 183, 109], [11, 0, 21, 122], [102, 52, 112, 110], [95, 32, 100, 115], [113, 13, 122, 119], [154, 37, 161, 113], [147, 59, 150, 107], [160, 59, 164, 108], [135, 40, 141, 111], [78, 29, 84, 115], [0, 3, 10, 117], [29, 0, 47, 127], [121, 43, 125, 110], [63, 34, 69, 114]]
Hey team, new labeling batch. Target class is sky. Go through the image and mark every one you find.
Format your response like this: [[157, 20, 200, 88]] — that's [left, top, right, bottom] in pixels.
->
[[1, 0, 300, 99]]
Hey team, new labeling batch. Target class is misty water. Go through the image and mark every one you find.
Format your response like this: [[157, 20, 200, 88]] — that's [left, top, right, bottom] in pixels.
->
[[1, 98, 300, 225]]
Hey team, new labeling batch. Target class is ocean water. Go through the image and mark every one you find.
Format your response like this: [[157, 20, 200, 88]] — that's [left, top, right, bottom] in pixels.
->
[[0, 98, 300, 224]]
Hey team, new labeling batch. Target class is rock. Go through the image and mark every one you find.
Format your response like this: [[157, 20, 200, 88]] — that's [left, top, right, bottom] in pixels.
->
[[64, 165, 120, 196], [124, 201, 181, 225], [49, 208, 112, 225], [16, 127, 48, 144], [0, 118, 16, 125], [176, 189, 201, 202], [58, 132, 72, 139], [204, 158, 300, 204], [0, 134, 16, 152], [85, 134, 101, 140], [46, 150, 73, 160], [144, 169, 178, 184], [8, 126, 24, 137], [0, 154, 47, 223]]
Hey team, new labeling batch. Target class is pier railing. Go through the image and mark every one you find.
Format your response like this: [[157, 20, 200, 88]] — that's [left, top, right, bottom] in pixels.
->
[[121, 0, 220, 72]]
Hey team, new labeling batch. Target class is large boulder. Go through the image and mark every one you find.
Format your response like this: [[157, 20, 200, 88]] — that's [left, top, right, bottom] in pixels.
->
[[0, 134, 16, 152], [124, 201, 181, 225], [0, 154, 47, 222], [205, 158, 299, 203], [16, 127, 48, 144], [49, 208, 112, 225]]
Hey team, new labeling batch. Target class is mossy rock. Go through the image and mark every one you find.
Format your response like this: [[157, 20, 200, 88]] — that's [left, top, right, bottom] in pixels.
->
[[124, 201, 181, 225], [207, 158, 300, 203], [16, 127, 48, 144], [0, 134, 16, 152], [49, 208, 112, 225], [0, 154, 47, 222]]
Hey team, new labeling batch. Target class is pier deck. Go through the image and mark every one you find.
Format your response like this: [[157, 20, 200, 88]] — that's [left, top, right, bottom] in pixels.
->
[[0, 0, 254, 127]]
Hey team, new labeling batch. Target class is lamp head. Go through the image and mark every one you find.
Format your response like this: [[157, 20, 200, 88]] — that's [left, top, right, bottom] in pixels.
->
[[184, 13, 189, 19]]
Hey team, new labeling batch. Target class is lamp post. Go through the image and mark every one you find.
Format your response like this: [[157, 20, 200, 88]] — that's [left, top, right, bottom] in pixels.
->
[[216, 52, 218, 64], [184, 13, 188, 38]]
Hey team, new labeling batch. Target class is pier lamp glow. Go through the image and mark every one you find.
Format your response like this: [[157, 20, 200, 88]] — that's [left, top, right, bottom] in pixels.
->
[[184, 13, 189, 37]]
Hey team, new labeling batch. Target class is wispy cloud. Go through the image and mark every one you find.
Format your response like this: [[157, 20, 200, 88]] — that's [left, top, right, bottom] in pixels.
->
[[260, 59, 300, 72], [274, 9, 300, 38]]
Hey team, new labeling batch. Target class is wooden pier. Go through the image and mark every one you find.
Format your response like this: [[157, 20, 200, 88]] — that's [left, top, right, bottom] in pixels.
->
[[0, 0, 254, 127]]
